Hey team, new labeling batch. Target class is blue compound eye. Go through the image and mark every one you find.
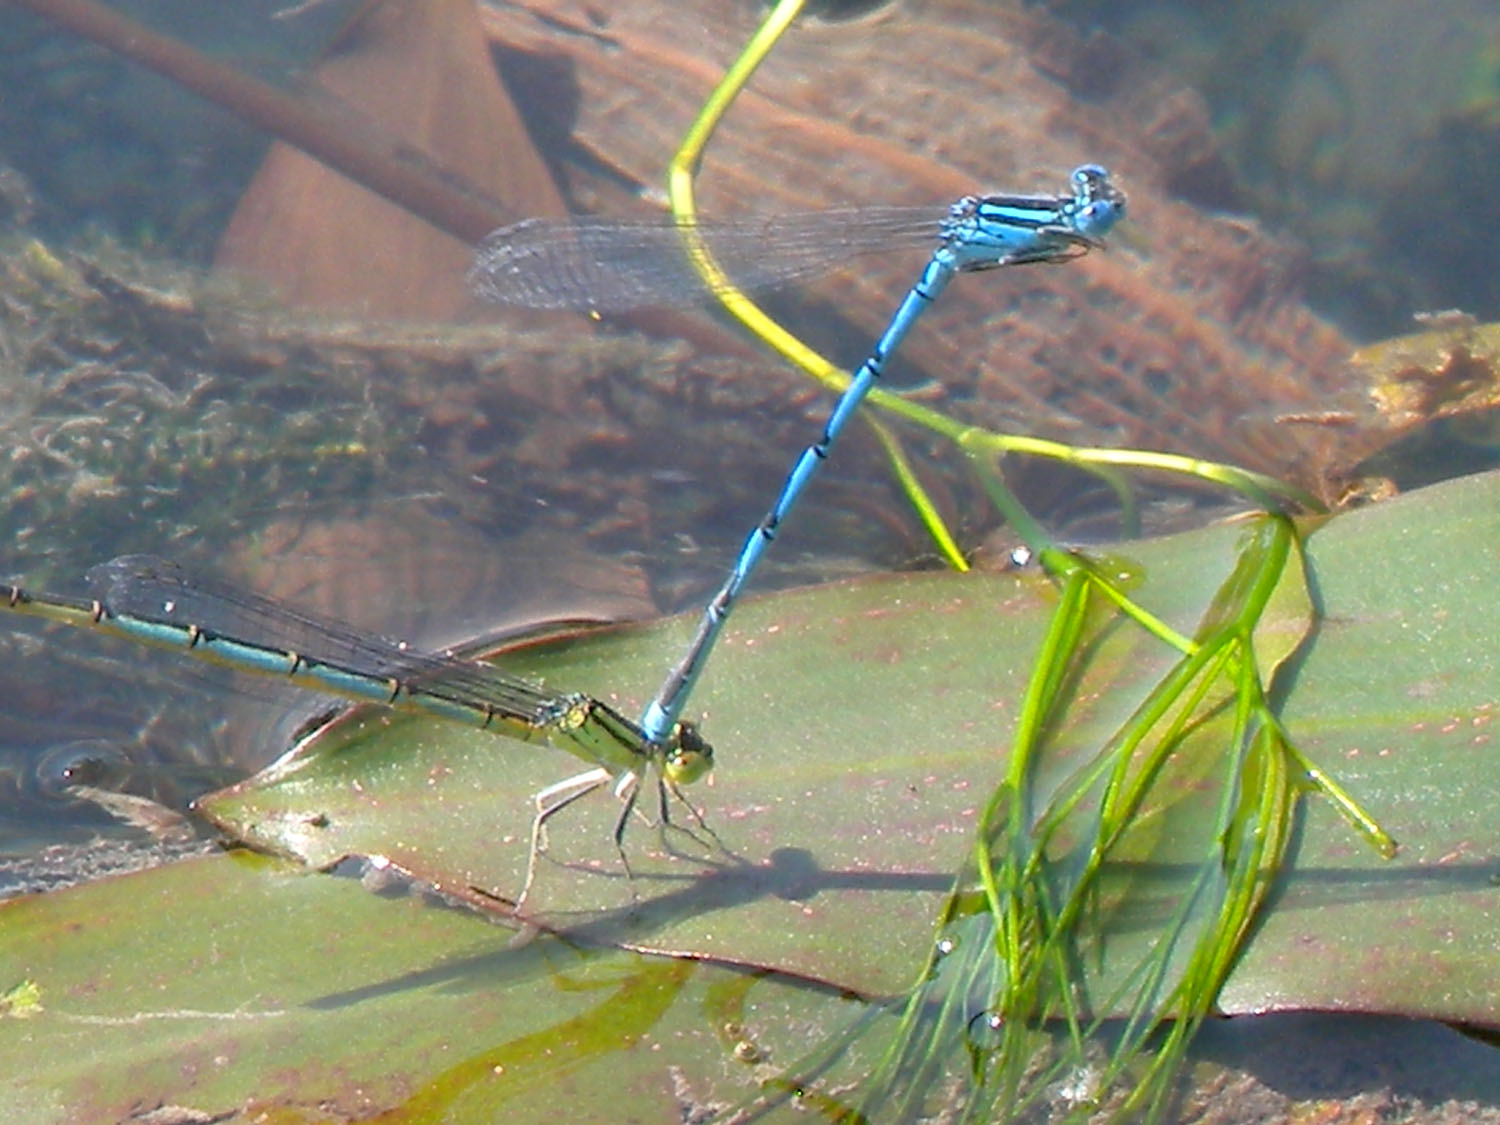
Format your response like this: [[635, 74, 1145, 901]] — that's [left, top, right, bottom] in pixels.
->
[[1072, 163, 1108, 191]]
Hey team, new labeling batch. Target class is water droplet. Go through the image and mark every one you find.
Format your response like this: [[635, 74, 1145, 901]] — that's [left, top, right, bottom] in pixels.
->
[[966, 1009, 1005, 1051], [34, 739, 132, 800], [732, 1039, 763, 1064]]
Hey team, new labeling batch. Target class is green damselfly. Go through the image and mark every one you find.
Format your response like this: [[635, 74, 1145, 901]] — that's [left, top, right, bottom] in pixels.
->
[[3, 555, 714, 905]]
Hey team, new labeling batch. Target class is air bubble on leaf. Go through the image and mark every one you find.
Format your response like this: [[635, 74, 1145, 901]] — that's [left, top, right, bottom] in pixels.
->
[[966, 1009, 1004, 1051]]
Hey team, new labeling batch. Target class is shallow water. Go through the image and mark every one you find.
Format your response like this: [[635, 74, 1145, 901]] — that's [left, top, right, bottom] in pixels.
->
[[0, 6, 1497, 1117]]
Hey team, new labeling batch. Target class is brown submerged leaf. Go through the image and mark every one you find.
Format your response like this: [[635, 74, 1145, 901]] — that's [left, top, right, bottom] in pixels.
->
[[217, 0, 568, 318], [479, 0, 1406, 502]]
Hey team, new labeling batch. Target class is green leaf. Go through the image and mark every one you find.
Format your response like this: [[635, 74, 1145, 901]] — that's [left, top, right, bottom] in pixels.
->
[[197, 517, 1227, 995], [8, 849, 1497, 1121], [9, 470, 1500, 1119], [0, 849, 875, 1119], [200, 472, 1500, 1021]]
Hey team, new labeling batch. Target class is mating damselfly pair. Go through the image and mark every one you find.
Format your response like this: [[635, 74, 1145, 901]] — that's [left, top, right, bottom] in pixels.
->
[[5, 165, 1123, 904]]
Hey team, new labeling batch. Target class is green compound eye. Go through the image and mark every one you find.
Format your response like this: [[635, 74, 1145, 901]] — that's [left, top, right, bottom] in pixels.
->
[[663, 721, 714, 786]]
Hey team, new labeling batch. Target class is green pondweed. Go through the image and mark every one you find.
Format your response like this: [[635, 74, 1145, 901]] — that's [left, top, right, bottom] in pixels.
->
[[673, 2, 1395, 1118]]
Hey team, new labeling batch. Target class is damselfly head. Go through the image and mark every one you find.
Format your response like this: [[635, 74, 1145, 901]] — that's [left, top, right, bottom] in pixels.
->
[[663, 721, 714, 786], [1069, 164, 1126, 240]]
